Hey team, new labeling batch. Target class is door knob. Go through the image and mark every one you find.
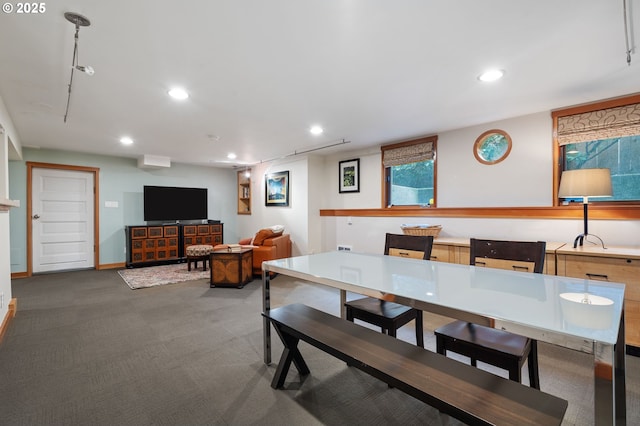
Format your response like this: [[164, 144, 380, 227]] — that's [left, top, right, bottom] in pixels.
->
[[32, 214, 40, 219]]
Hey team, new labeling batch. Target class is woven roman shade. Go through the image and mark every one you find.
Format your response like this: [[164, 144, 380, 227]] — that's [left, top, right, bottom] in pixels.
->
[[382, 140, 435, 167], [557, 102, 640, 146]]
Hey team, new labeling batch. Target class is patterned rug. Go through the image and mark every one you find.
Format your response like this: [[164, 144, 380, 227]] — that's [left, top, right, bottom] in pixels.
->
[[117, 263, 209, 290]]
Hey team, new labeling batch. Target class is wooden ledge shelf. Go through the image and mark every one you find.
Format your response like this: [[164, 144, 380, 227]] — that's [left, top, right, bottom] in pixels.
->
[[320, 205, 640, 220], [0, 198, 20, 212]]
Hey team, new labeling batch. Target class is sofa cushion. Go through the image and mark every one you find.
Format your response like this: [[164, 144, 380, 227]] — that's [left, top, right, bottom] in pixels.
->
[[251, 226, 284, 245]]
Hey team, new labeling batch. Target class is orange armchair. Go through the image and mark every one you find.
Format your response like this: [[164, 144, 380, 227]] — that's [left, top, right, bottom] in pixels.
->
[[238, 233, 292, 275]]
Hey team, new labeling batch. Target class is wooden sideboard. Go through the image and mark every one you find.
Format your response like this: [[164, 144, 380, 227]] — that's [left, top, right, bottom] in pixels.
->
[[126, 224, 180, 266], [125, 223, 223, 267], [556, 245, 640, 354], [432, 238, 564, 275], [182, 224, 224, 255], [432, 237, 640, 353]]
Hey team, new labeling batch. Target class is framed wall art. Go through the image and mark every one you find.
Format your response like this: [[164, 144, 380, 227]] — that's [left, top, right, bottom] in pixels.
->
[[265, 170, 289, 206], [339, 158, 360, 193]]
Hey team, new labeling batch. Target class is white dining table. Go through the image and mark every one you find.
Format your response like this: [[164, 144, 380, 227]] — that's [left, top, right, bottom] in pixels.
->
[[262, 251, 627, 425]]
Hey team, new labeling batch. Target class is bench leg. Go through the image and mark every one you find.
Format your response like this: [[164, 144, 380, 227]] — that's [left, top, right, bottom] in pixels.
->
[[271, 324, 310, 389]]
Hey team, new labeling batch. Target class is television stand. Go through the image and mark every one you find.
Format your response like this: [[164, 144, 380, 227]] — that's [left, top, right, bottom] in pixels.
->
[[125, 222, 223, 268]]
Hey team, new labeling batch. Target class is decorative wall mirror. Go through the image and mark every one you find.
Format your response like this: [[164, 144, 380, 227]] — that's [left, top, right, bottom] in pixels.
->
[[473, 129, 512, 165]]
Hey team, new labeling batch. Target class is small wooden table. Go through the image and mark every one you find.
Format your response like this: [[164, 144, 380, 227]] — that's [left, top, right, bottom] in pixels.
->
[[210, 248, 253, 288]]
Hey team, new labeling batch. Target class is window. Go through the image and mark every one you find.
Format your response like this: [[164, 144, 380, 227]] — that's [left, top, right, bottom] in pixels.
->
[[381, 136, 437, 207], [554, 95, 640, 204]]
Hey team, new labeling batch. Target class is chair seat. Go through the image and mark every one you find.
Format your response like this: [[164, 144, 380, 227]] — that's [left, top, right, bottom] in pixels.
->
[[345, 297, 423, 347], [345, 298, 413, 319], [434, 320, 530, 357]]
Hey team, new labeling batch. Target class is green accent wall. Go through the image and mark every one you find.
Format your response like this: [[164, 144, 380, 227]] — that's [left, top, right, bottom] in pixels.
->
[[9, 148, 237, 273]]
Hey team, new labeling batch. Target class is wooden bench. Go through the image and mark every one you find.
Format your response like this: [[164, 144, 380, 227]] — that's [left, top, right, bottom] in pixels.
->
[[263, 304, 567, 426]]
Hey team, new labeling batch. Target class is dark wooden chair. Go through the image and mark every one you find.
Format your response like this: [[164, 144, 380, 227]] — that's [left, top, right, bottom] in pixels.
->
[[344, 233, 434, 347], [434, 238, 546, 389]]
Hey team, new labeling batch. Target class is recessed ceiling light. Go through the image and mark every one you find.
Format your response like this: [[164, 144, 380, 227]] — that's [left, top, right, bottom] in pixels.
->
[[168, 87, 189, 100], [227, 153, 237, 160], [310, 125, 323, 135], [120, 136, 133, 145], [478, 69, 504, 82]]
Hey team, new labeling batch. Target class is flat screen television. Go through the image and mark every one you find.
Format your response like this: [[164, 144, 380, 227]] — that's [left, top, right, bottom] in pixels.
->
[[143, 185, 208, 222]]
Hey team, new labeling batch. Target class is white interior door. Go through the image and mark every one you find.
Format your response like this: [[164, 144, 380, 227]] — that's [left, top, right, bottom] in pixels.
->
[[31, 168, 95, 273]]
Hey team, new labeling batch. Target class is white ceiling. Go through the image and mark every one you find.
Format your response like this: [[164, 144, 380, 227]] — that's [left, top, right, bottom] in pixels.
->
[[1, 1, 638, 168]]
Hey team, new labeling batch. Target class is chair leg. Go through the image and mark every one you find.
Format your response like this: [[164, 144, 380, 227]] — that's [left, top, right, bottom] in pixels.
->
[[345, 307, 354, 322], [528, 340, 540, 389], [508, 362, 523, 383], [415, 311, 424, 348], [435, 335, 446, 356]]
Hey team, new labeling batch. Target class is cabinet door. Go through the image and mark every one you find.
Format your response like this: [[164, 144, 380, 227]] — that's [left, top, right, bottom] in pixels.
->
[[558, 253, 640, 348], [164, 226, 178, 237], [131, 227, 147, 239], [559, 255, 640, 301], [430, 244, 451, 263], [148, 227, 163, 238]]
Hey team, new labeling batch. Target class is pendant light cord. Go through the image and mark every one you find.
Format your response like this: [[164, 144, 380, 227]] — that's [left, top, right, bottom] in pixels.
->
[[624, 0, 632, 66], [64, 25, 80, 123]]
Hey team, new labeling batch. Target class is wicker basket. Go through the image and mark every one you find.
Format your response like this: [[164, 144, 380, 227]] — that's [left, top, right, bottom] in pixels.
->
[[400, 225, 442, 238]]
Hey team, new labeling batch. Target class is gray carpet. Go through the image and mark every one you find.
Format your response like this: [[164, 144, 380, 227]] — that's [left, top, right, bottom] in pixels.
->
[[1, 269, 638, 425]]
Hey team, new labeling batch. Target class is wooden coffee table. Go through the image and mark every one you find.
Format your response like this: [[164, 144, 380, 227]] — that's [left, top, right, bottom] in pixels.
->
[[210, 247, 253, 288]]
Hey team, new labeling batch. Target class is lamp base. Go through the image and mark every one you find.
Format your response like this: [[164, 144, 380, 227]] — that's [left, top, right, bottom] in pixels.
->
[[573, 233, 606, 249]]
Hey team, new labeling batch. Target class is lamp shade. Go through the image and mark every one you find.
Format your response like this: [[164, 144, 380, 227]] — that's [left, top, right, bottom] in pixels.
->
[[558, 168, 612, 198]]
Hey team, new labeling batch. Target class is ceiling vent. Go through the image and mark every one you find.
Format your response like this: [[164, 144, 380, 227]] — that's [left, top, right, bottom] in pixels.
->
[[138, 155, 171, 169]]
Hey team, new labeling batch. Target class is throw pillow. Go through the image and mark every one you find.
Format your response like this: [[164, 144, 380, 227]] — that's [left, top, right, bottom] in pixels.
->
[[251, 226, 285, 246]]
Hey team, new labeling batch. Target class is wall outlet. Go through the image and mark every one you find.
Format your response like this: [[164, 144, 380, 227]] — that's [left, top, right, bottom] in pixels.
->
[[337, 245, 352, 252]]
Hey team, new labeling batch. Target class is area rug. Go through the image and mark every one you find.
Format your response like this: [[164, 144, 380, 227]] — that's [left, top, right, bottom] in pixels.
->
[[117, 263, 208, 290]]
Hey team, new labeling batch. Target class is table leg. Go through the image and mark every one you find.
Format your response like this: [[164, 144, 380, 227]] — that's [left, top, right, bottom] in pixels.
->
[[340, 289, 346, 319], [263, 269, 271, 365], [594, 309, 626, 425]]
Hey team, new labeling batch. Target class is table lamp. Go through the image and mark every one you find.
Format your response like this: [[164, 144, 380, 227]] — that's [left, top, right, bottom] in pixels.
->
[[558, 168, 612, 248]]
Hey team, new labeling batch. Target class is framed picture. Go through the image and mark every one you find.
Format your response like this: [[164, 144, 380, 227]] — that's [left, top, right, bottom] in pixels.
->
[[339, 158, 360, 193], [265, 171, 289, 207]]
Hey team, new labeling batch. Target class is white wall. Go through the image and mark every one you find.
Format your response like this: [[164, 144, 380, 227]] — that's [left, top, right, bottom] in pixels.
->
[[438, 112, 552, 207], [0, 93, 22, 325], [318, 111, 640, 253], [236, 156, 311, 256]]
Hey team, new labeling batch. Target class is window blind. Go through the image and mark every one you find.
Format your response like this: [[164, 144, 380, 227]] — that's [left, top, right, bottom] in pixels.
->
[[382, 140, 435, 167], [557, 102, 640, 146]]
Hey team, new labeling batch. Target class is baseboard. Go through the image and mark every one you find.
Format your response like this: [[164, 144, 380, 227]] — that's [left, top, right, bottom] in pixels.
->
[[98, 262, 126, 270], [0, 298, 17, 343], [10, 271, 28, 279]]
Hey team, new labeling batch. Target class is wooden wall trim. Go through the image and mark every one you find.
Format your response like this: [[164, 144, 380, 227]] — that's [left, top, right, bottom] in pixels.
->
[[0, 298, 17, 343], [320, 205, 640, 220]]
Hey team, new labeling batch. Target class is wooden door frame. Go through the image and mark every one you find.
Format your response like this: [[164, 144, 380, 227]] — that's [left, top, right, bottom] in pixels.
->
[[27, 162, 100, 276]]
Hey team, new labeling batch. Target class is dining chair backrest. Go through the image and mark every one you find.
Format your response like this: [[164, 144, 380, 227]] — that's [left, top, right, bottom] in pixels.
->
[[384, 233, 434, 260], [470, 238, 546, 274]]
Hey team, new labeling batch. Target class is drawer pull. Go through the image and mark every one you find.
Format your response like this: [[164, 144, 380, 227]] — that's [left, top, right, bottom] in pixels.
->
[[586, 273, 609, 281], [430, 256, 438, 260]]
